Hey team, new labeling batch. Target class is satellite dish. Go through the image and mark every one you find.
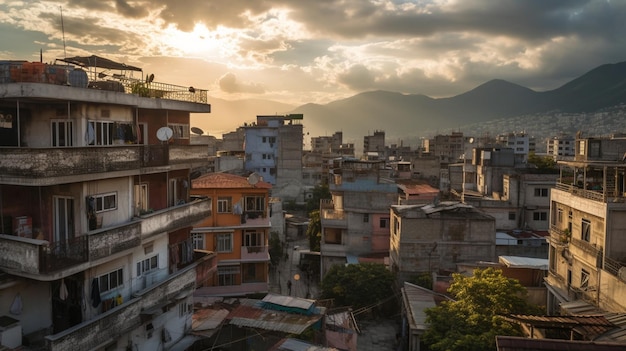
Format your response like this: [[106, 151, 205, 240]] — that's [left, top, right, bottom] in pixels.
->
[[191, 127, 204, 135], [247, 173, 260, 186], [156, 126, 173, 141]]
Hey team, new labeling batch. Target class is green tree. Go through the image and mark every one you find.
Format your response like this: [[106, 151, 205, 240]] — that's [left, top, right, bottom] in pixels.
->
[[320, 263, 395, 311], [527, 152, 557, 172], [306, 184, 331, 213], [423, 268, 542, 351], [306, 210, 321, 252]]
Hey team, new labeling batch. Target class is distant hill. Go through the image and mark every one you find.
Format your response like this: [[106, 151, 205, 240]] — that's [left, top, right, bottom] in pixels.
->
[[291, 61, 626, 145]]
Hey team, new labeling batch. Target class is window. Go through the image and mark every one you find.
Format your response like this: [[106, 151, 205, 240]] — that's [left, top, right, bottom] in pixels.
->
[[88, 121, 114, 145], [578, 140, 585, 156], [134, 183, 148, 215], [94, 192, 117, 213], [217, 197, 232, 213], [581, 268, 590, 289], [216, 233, 233, 252], [394, 217, 400, 235], [168, 123, 190, 139], [243, 231, 264, 247], [51, 120, 73, 146], [218, 265, 240, 286], [192, 233, 205, 250], [557, 208, 563, 223], [99, 268, 123, 293], [137, 255, 158, 276], [534, 188, 548, 197], [379, 217, 389, 229], [508, 212, 516, 220], [581, 219, 591, 242], [363, 214, 369, 223], [533, 212, 547, 221], [178, 301, 191, 317], [262, 136, 267, 143], [245, 196, 265, 213]]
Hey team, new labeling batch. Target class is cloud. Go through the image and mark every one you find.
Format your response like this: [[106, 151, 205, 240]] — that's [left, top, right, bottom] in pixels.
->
[[218, 72, 265, 94]]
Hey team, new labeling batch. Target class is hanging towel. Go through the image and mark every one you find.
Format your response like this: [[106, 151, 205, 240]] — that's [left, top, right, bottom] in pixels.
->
[[91, 278, 101, 308], [10, 293, 22, 315], [59, 278, 69, 301]]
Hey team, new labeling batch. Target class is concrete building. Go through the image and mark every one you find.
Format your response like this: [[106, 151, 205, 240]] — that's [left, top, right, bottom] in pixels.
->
[[546, 133, 575, 160], [389, 202, 496, 282], [545, 134, 626, 314], [244, 114, 304, 202], [191, 173, 272, 297], [0, 58, 217, 350], [363, 130, 385, 158], [496, 132, 536, 164], [319, 159, 397, 276]]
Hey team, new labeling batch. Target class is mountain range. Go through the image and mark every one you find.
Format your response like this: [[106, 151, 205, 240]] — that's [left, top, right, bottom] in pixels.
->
[[194, 61, 626, 149]]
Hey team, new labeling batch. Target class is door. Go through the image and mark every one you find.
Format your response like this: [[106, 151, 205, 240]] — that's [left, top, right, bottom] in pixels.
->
[[54, 196, 75, 242]]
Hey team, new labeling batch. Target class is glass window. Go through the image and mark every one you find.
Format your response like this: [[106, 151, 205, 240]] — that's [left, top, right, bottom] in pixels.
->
[[137, 255, 158, 276], [217, 233, 233, 252], [582, 219, 591, 242], [217, 197, 232, 213], [192, 233, 205, 250], [99, 268, 123, 293]]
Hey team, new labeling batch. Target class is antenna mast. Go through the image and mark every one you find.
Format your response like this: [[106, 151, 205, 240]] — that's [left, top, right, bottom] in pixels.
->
[[60, 6, 67, 59]]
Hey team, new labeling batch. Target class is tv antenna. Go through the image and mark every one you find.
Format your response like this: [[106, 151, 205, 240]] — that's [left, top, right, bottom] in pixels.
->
[[60, 6, 67, 59]]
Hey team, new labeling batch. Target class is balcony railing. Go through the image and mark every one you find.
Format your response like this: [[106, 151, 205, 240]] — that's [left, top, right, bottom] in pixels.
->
[[140, 198, 211, 238], [45, 265, 198, 351], [240, 245, 270, 261], [555, 182, 607, 202], [195, 282, 269, 297], [0, 145, 208, 179], [604, 255, 626, 278], [0, 199, 210, 277], [549, 225, 570, 246]]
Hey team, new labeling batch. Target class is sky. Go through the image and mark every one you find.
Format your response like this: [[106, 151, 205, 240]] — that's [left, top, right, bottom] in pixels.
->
[[1, 0, 626, 107]]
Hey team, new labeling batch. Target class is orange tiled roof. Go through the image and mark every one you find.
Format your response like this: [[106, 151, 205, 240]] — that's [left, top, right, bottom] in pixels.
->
[[192, 173, 271, 189]]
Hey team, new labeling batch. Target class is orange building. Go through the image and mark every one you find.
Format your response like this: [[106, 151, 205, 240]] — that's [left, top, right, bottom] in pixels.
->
[[191, 173, 272, 296]]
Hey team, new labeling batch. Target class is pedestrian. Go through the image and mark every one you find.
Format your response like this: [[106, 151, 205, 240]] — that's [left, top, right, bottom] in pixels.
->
[[287, 279, 292, 295]]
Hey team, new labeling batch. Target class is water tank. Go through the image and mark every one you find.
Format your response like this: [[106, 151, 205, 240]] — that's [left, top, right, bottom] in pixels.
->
[[68, 68, 88, 88]]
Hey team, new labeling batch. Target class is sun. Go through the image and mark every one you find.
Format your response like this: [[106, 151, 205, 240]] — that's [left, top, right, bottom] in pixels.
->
[[160, 23, 236, 59]]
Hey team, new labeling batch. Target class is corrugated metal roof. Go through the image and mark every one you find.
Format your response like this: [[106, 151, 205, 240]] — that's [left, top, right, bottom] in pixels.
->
[[229, 300, 322, 334], [499, 256, 549, 270], [560, 300, 626, 342], [273, 338, 339, 351], [402, 282, 436, 332], [262, 293, 316, 311]]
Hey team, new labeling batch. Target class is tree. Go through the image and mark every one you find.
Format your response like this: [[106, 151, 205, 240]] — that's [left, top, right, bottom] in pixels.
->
[[306, 210, 321, 252], [306, 184, 331, 213], [423, 268, 543, 351], [527, 152, 557, 172], [320, 263, 395, 312]]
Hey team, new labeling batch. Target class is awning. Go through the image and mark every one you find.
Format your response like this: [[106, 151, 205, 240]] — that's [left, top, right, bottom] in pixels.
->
[[57, 55, 142, 71]]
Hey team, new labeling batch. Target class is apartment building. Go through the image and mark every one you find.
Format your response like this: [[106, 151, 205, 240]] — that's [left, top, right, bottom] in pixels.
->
[[0, 57, 217, 350], [389, 202, 496, 283], [545, 134, 626, 314], [546, 134, 575, 160], [191, 172, 272, 297], [319, 159, 397, 276], [496, 132, 536, 164], [244, 114, 304, 202], [363, 130, 385, 158]]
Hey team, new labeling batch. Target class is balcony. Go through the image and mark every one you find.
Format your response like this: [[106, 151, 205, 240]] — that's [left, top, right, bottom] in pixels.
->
[[140, 197, 211, 238], [240, 246, 270, 262], [0, 199, 210, 277], [2, 61, 208, 105], [0, 145, 209, 183], [45, 264, 198, 351], [548, 225, 570, 247], [321, 209, 346, 227]]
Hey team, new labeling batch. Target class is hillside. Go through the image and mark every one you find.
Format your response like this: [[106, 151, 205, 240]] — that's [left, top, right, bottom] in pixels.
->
[[292, 61, 626, 145]]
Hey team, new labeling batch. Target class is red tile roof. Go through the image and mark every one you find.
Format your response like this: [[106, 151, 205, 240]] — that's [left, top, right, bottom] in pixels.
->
[[192, 173, 271, 189]]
